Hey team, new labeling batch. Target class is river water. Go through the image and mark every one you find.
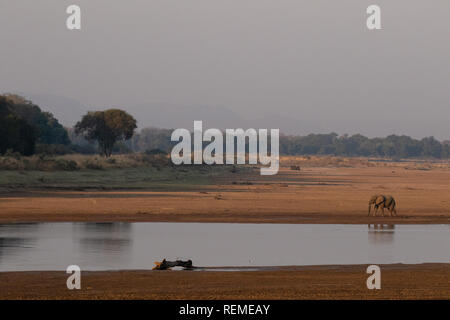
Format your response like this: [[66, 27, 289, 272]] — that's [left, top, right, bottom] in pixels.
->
[[0, 223, 449, 271]]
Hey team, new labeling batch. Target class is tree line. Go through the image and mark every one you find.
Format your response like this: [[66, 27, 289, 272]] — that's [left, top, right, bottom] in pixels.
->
[[278, 133, 450, 159], [128, 130, 450, 159], [1, 94, 449, 159], [0, 94, 136, 157]]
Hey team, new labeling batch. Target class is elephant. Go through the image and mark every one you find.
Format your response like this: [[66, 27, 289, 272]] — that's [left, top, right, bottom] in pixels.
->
[[368, 194, 385, 216], [381, 195, 397, 217], [368, 194, 397, 217]]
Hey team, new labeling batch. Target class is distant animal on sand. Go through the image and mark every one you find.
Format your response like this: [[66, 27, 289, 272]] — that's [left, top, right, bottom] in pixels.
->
[[368, 194, 385, 216], [368, 194, 397, 217]]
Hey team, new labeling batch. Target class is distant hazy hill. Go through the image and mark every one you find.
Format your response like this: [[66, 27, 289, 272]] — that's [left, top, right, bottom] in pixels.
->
[[24, 93, 90, 128], [20, 93, 335, 135], [124, 102, 248, 130], [23, 93, 250, 130]]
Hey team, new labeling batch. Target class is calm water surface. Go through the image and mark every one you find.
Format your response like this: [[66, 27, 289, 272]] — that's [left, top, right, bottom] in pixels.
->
[[0, 223, 449, 271]]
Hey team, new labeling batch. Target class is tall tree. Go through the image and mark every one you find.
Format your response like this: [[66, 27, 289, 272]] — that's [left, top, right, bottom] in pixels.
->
[[75, 109, 137, 157], [0, 96, 37, 155], [2, 94, 70, 145]]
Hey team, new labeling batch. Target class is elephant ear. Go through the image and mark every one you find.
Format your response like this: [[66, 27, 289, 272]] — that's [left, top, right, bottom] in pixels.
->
[[375, 195, 385, 205]]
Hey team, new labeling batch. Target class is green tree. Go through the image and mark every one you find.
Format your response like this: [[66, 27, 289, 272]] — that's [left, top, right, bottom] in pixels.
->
[[75, 109, 137, 157], [421, 136, 442, 158], [129, 127, 174, 152], [0, 96, 37, 155], [277, 132, 449, 159], [2, 94, 70, 145]]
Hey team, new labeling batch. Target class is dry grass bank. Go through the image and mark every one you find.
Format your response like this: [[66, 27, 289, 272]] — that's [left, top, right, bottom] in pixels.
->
[[0, 153, 171, 171], [0, 153, 250, 192]]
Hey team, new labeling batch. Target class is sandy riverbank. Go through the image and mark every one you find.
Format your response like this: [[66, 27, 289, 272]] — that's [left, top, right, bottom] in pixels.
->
[[1, 165, 450, 224], [1, 263, 449, 299]]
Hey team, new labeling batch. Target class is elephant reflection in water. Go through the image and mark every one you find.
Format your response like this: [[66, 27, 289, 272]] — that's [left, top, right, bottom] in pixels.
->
[[368, 224, 395, 244]]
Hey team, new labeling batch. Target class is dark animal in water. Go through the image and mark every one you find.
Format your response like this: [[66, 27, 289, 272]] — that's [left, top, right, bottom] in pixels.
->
[[153, 259, 193, 270]]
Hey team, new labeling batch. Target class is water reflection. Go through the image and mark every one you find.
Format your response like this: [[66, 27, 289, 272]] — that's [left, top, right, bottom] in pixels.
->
[[76, 222, 132, 234], [75, 223, 132, 249], [74, 223, 133, 267], [368, 224, 395, 244], [0, 237, 35, 258], [0, 222, 40, 233], [0, 223, 39, 265]]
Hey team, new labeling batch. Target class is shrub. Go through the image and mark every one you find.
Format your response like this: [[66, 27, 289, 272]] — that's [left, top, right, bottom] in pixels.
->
[[4, 149, 22, 160], [145, 148, 168, 156], [36, 144, 74, 156], [83, 159, 104, 170], [69, 144, 97, 155], [53, 159, 79, 171]]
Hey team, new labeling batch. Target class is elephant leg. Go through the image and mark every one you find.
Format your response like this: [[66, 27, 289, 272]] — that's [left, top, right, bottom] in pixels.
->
[[370, 205, 375, 216], [391, 206, 397, 216], [375, 206, 380, 217]]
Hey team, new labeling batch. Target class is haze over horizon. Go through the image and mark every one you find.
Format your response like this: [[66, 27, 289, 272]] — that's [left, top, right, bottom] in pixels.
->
[[1, 1, 449, 140]]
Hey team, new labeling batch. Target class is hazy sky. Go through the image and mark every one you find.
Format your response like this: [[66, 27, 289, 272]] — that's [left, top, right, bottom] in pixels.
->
[[1, 1, 449, 139]]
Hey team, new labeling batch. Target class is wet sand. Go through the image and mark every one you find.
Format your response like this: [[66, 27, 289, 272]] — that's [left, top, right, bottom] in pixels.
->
[[1, 264, 449, 299], [1, 166, 450, 224]]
